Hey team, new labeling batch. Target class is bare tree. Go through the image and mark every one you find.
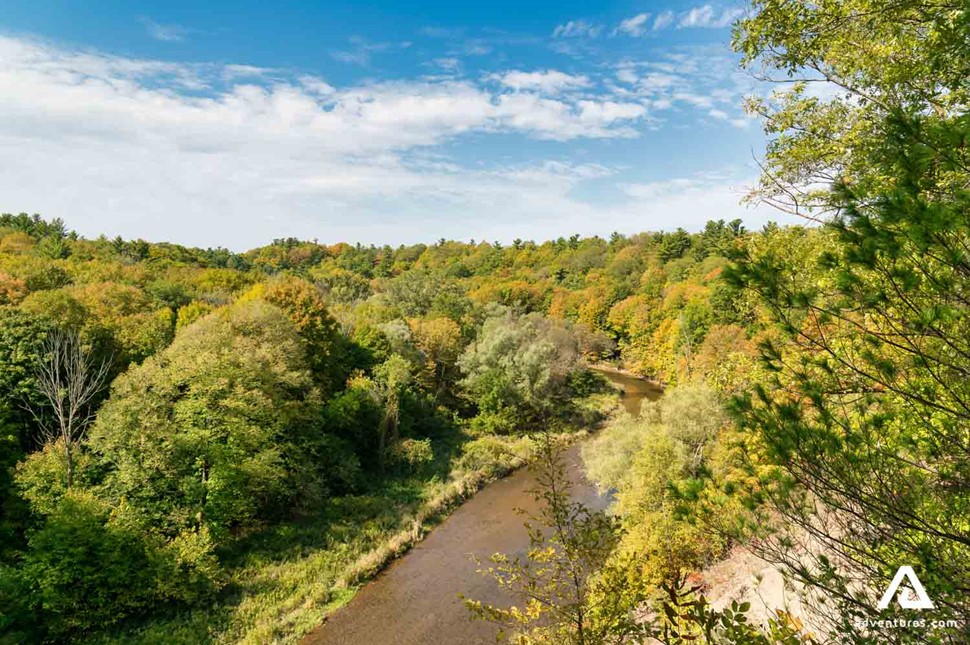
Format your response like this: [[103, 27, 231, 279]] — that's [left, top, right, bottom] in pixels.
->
[[29, 329, 111, 487]]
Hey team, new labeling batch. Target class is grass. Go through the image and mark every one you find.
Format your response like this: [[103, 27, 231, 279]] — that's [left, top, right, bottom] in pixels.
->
[[87, 439, 540, 644], [92, 391, 617, 644]]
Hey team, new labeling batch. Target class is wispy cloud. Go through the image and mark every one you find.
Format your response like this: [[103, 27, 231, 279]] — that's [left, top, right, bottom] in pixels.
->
[[612, 47, 754, 128], [617, 13, 651, 37], [417, 26, 465, 39], [222, 64, 271, 80], [331, 50, 370, 66], [653, 11, 676, 30], [432, 57, 462, 73], [331, 36, 403, 67], [141, 18, 189, 43], [552, 20, 603, 39], [613, 4, 743, 36], [678, 5, 744, 28], [453, 40, 492, 56]]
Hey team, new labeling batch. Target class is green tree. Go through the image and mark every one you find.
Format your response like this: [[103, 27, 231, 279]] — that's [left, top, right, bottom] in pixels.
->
[[0, 308, 50, 431], [734, 0, 969, 216], [458, 309, 581, 434], [9, 488, 220, 640], [409, 316, 464, 400], [354, 354, 414, 471], [731, 114, 970, 640], [87, 301, 324, 541], [256, 276, 346, 395], [0, 405, 25, 559], [726, 1, 970, 639]]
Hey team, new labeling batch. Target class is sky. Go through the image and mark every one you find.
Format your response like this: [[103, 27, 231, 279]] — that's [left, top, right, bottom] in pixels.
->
[[0, 0, 790, 250]]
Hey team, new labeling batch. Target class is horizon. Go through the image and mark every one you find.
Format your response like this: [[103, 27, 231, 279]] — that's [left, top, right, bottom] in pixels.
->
[[5, 210, 787, 254], [0, 0, 795, 250]]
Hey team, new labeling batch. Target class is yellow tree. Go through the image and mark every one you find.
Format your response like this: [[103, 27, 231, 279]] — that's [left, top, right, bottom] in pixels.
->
[[408, 316, 463, 400]]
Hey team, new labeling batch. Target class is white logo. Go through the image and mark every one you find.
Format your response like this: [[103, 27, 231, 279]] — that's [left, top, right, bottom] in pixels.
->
[[877, 566, 935, 610]]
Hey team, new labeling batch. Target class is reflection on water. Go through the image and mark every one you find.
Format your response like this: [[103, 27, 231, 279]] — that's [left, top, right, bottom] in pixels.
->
[[592, 367, 664, 416]]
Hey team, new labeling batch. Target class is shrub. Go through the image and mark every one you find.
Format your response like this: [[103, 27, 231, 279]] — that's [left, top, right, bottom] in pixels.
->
[[454, 435, 534, 479], [18, 491, 160, 637], [387, 438, 435, 474]]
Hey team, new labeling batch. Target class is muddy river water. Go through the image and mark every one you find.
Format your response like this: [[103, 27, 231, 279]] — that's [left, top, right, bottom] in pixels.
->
[[303, 369, 661, 645]]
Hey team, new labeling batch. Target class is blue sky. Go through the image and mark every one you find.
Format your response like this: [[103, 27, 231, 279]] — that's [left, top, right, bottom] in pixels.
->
[[0, 0, 787, 250]]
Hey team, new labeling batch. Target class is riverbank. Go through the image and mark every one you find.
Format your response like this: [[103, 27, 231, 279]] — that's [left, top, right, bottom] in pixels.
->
[[302, 440, 608, 645], [92, 434, 559, 644], [301, 370, 658, 643], [92, 392, 615, 644]]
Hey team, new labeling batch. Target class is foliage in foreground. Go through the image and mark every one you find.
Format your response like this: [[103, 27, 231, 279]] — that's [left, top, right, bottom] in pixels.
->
[[466, 436, 812, 644], [722, 1, 970, 641]]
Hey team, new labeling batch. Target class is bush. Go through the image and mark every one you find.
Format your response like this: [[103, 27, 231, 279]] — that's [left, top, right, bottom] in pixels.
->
[[566, 368, 608, 398], [323, 384, 383, 470], [18, 491, 160, 638], [387, 438, 434, 474], [454, 435, 534, 479]]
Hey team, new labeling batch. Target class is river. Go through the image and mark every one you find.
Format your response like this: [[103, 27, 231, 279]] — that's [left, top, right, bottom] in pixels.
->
[[591, 366, 664, 416], [302, 369, 661, 645]]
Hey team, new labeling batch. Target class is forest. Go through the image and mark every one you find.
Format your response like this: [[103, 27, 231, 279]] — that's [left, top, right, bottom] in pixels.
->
[[0, 203, 753, 642], [2, 0, 969, 643]]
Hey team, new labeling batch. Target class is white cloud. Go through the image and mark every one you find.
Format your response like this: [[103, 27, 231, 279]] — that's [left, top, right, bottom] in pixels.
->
[[673, 91, 714, 108], [492, 69, 591, 94], [619, 174, 783, 231], [653, 11, 676, 30], [0, 35, 671, 248], [612, 5, 742, 33], [417, 26, 464, 39], [639, 72, 680, 92], [610, 46, 758, 125], [617, 13, 651, 37], [552, 20, 603, 38], [432, 57, 462, 72], [330, 37, 400, 67], [141, 18, 188, 43], [455, 41, 492, 56], [331, 50, 370, 66], [623, 177, 709, 200], [223, 64, 271, 81], [493, 93, 645, 140], [615, 67, 638, 85], [577, 99, 646, 123], [299, 75, 335, 96], [678, 5, 744, 29]]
